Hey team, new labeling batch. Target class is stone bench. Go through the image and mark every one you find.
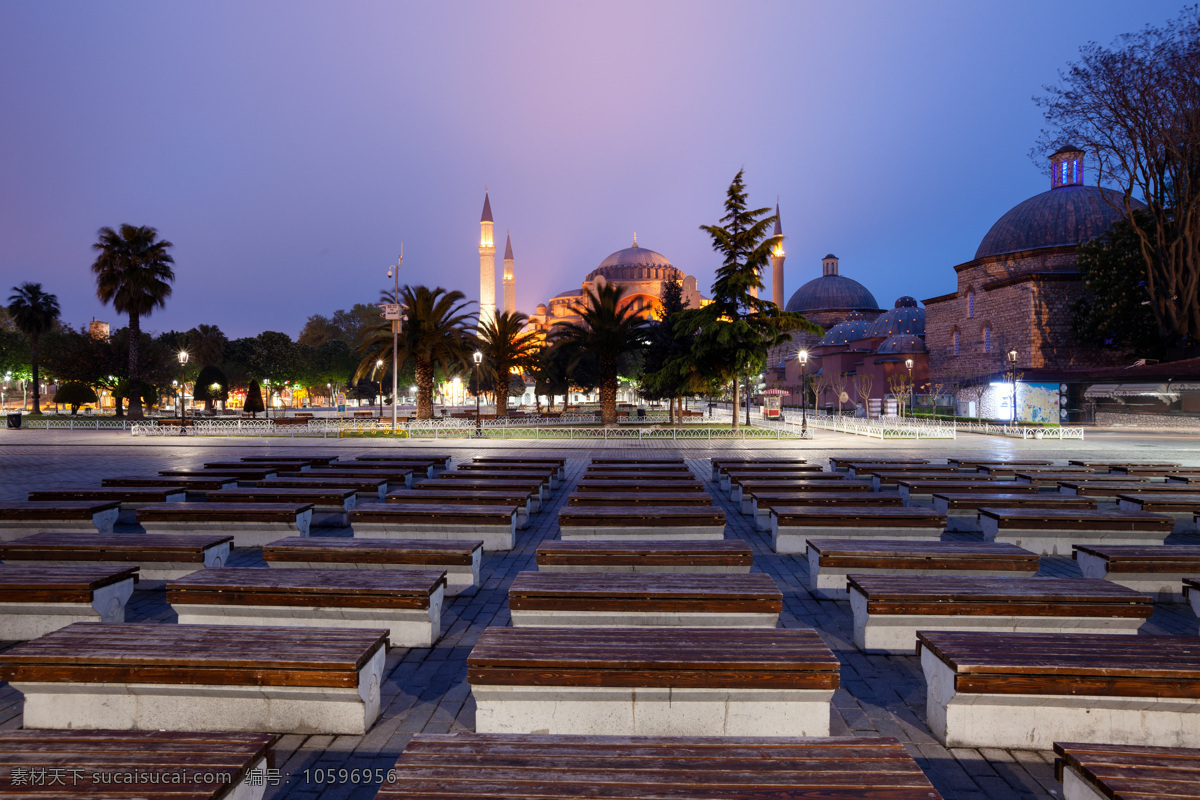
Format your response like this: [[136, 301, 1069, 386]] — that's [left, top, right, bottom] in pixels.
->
[[473, 457, 565, 479], [979, 507, 1174, 555], [0, 730, 278, 799], [0, 564, 137, 639], [356, 453, 452, 469], [918, 630, 1200, 749], [0, 532, 232, 581], [263, 536, 482, 596], [455, 464, 561, 489], [243, 453, 339, 466], [376, 732, 943, 800], [1114, 465, 1200, 477], [1059, 481, 1182, 503], [507, 571, 782, 628], [868, 470, 1000, 492], [352, 458, 437, 478], [744, 491, 900, 531], [718, 467, 827, 493], [536, 540, 753, 573], [300, 467, 415, 489], [948, 458, 1054, 470], [351, 502, 517, 551], [206, 487, 356, 527], [806, 539, 1039, 600], [1116, 493, 1200, 532], [432, 470, 553, 494], [840, 461, 930, 478], [729, 478, 865, 505], [160, 467, 278, 481], [558, 506, 726, 541], [207, 459, 310, 473], [575, 478, 705, 494], [137, 502, 314, 547], [567, 491, 714, 508], [103, 475, 239, 500], [1017, 472, 1139, 487], [714, 457, 809, 480], [467, 626, 839, 736], [1167, 474, 1200, 487], [850, 575, 1150, 654], [1054, 741, 1200, 800], [933, 491, 1096, 531], [256, 475, 388, 502], [770, 506, 946, 554], [417, 477, 549, 502], [1075, 544, 1200, 602], [0, 501, 121, 540], [167, 567, 446, 646], [0, 622, 388, 734], [388, 488, 535, 524], [26, 488, 187, 524], [1070, 459, 1180, 469], [898, 479, 1036, 507]]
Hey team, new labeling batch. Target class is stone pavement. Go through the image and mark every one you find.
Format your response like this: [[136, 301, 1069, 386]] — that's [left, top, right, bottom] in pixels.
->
[[0, 429, 1198, 799]]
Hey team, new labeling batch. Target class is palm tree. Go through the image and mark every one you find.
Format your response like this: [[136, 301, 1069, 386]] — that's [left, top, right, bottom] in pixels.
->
[[476, 311, 539, 417], [186, 324, 227, 367], [551, 282, 650, 425], [6, 282, 60, 414], [91, 224, 175, 419], [356, 285, 475, 419]]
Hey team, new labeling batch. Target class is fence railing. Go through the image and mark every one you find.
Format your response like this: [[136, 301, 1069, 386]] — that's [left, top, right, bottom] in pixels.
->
[[784, 412, 956, 440], [954, 420, 1086, 440], [22, 418, 136, 431]]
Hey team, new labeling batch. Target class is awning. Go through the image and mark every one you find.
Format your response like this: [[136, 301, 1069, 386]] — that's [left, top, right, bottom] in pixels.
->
[[1084, 382, 1179, 402]]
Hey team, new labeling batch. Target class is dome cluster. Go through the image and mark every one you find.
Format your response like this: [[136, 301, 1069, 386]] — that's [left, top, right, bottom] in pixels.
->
[[817, 297, 927, 355], [819, 311, 872, 346], [866, 296, 925, 338]]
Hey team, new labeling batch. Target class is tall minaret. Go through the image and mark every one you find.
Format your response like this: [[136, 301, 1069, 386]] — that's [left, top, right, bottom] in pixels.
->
[[770, 199, 786, 309], [478, 190, 496, 329], [502, 232, 516, 316]]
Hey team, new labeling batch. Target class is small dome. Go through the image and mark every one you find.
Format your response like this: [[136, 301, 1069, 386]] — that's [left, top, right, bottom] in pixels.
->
[[975, 185, 1142, 260], [867, 300, 925, 338], [551, 289, 581, 300], [876, 333, 926, 354], [785, 275, 880, 314], [821, 316, 872, 346], [586, 241, 683, 283]]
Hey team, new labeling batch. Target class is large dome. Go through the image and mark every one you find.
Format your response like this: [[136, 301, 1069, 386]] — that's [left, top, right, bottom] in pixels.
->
[[975, 185, 1138, 260], [785, 275, 880, 314], [866, 296, 925, 338], [585, 241, 683, 283]]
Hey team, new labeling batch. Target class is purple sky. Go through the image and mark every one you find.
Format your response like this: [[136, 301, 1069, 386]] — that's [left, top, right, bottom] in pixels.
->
[[0, 1, 1163, 339]]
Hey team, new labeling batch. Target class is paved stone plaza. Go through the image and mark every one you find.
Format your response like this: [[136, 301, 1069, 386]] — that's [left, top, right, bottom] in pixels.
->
[[1, 427, 1198, 799]]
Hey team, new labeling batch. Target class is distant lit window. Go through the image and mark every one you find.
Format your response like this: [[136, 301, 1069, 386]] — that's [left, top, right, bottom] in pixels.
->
[[983, 326, 991, 353], [967, 291, 975, 318], [953, 330, 960, 355]]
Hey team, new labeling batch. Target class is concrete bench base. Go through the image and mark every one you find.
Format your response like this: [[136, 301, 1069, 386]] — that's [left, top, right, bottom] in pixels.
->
[[473, 684, 832, 737], [0, 510, 119, 540], [0, 578, 134, 640], [173, 593, 441, 647], [351, 522, 513, 552], [981, 521, 1167, 556], [508, 609, 779, 628], [267, 558, 479, 596], [13, 645, 385, 735], [558, 526, 725, 541], [1075, 551, 1190, 602], [1116, 500, 1198, 533], [1061, 766, 1114, 800], [808, 561, 1038, 600], [921, 646, 1200, 749], [143, 518, 311, 548], [774, 525, 942, 555], [1192, 590, 1200, 620]]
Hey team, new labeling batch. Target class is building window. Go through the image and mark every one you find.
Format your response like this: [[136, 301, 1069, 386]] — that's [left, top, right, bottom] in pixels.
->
[[983, 326, 991, 353], [967, 291, 975, 318], [953, 329, 960, 355]]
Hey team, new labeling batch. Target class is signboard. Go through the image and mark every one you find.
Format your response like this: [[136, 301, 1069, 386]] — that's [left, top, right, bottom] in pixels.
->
[[381, 304, 401, 320], [337, 392, 346, 414]]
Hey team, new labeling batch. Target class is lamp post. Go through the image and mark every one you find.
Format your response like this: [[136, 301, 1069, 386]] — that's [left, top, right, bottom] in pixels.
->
[[326, 383, 332, 408], [387, 247, 402, 432], [473, 350, 483, 437], [905, 358, 914, 419], [375, 359, 384, 421], [1008, 348, 1019, 423], [177, 351, 189, 434], [797, 349, 809, 433]]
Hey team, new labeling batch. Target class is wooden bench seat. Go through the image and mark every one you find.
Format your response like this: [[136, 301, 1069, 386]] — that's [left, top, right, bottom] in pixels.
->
[[933, 491, 1096, 531], [352, 458, 438, 478], [243, 453, 339, 466], [1167, 474, 1200, 486], [416, 477, 549, 502], [805, 540, 1039, 599], [207, 459, 310, 472], [948, 458, 1054, 469], [1070, 460, 1181, 469], [1116, 493, 1200, 532], [507, 572, 782, 628], [718, 467, 826, 493], [979, 507, 1174, 555], [0, 532, 232, 581], [833, 458, 928, 473], [377, 732, 945, 800], [455, 463, 561, 488], [868, 470, 1000, 492], [136, 502, 314, 547], [1074, 544, 1200, 601], [917, 630, 1200, 749], [434, 470, 554, 493], [207, 487, 356, 527], [558, 506, 726, 541], [595, 456, 684, 464], [0, 730, 278, 799], [850, 575, 1151, 654], [567, 491, 715, 508], [160, 467, 278, 481], [856, 465, 965, 482], [0, 564, 137, 639], [898, 479, 1035, 507], [714, 457, 808, 480], [536, 540, 753, 574], [296, 467, 415, 489], [0, 622, 388, 734], [255, 476, 389, 501], [1019, 472, 1144, 487], [1113, 465, 1200, 477], [1054, 741, 1200, 800], [351, 502, 518, 551], [575, 479, 705, 494], [770, 506, 946, 554], [467, 627, 839, 736], [743, 491, 901, 531], [474, 457, 565, 479], [167, 567, 446, 646], [588, 465, 695, 477], [728, 477, 860, 504], [27, 487, 186, 524], [0, 501, 121, 540], [388, 488, 535, 524], [103, 475, 239, 499], [355, 453, 452, 468], [263, 536, 482, 595]]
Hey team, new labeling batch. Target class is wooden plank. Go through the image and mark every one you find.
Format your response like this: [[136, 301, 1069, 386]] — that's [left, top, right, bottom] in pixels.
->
[[978, 508, 1174, 531], [263, 536, 480, 566], [849, 575, 1152, 617], [566, 493, 716, 506], [0, 501, 121, 518], [136, 502, 313, 522], [0, 532, 233, 561], [537, 540, 753, 567], [167, 567, 445, 608], [1055, 742, 1200, 800], [0, 564, 138, 602], [809, 539, 1038, 571]]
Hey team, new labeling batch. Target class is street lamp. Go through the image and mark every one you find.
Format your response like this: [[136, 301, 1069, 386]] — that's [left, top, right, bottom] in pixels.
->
[[375, 359, 384, 421], [326, 383, 332, 408], [177, 351, 189, 434], [1008, 348, 1019, 423], [263, 379, 270, 420], [905, 358, 915, 419], [797, 349, 809, 433], [473, 350, 483, 437]]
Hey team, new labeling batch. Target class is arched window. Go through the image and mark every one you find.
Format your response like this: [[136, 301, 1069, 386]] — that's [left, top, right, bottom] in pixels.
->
[[983, 326, 991, 354], [967, 291, 975, 318], [953, 329, 960, 356]]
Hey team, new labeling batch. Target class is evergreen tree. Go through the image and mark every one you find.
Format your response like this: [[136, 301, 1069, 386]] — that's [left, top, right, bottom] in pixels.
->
[[193, 365, 229, 411], [244, 379, 265, 418], [53, 382, 97, 414]]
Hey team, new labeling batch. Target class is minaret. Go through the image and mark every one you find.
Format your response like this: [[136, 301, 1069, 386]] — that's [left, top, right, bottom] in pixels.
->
[[770, 199, 786, 309], [478, 190, 496, 329], [502, 232, 516, 316]]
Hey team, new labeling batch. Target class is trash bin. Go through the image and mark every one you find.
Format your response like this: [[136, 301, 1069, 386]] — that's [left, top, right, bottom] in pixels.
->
[[6, 413, 21, 429], [637, 408, 646, 419]]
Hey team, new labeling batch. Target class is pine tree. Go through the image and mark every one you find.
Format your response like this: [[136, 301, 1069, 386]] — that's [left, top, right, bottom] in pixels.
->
[[244, 379, 265, 418]]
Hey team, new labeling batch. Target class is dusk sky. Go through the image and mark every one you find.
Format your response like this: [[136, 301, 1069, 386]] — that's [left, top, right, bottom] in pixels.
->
[[0, 1, 1167, 339]]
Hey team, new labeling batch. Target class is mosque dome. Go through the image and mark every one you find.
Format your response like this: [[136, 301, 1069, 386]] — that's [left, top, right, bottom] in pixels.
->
[[820, 310, 872, 346], [585, 237, 684, 283], [784, 254, 880, 314], [974, 146, 1146, 260], [866, 296, 926, 338], [876, 333, 927, 354]]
